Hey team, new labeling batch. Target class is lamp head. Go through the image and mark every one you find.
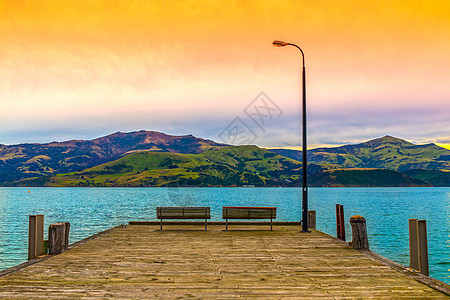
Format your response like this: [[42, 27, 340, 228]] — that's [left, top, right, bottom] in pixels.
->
[[273, 40, 289, 47]]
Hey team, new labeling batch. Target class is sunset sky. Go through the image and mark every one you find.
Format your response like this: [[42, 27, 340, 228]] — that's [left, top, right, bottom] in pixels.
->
[[1, 0, 449, 149]]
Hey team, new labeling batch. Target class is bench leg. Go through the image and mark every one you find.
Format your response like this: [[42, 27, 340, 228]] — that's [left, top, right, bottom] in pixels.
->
[[205, 219, 207, 231], [160, 219, 163, 231], [271, 218, 273, 231], [226, 219, 228, 231]]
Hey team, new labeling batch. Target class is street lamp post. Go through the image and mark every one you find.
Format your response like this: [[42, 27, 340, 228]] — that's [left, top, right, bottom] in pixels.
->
[[273, 40, 309, 233]]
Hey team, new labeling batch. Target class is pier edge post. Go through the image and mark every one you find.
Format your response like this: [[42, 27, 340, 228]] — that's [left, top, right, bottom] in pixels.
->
[[36, 215, 44, 257], [409, 218, 429, 276], [418, 220, 429, 276], [308, 210, 316, 229], [350, 215, 369, 250], [48, 222, 70, 255], [28, 215, 37, 260], [409, 218, 419, 270], [336, 204, 345, 240]]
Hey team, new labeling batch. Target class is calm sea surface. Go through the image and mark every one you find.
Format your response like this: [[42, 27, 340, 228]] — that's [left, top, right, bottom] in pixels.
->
[[0, 187, 448, 283]]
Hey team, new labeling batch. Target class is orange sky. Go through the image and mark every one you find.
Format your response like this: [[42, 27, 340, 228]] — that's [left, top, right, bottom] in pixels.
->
[[0, 0, 449, 147]]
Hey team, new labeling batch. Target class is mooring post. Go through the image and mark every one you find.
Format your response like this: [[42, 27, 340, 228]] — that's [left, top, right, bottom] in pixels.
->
[[409, 218, 429, 276], [336, 204, 341, 239], [49, 222, 70, 255], [409, 219, 420, 271], [350, 215, 369, 250], [36, 215, 44, 256], [336, 204, 345, 240], [28, 215, 37, 260], [418, 220, 429, 276], [308, 210, 316, 229]]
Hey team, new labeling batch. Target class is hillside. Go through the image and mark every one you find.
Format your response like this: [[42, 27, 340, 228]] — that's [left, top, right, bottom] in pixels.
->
[[271, 136, 450, 171], [7, 146, 432, 188], [2, 134, 449, 187], [10, 146, 307, 187], [0, 130, 225, 183]]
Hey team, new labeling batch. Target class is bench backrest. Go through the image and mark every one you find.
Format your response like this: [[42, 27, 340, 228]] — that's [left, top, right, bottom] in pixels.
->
[[157, 207, 211, 219], [222, 207, 276, 219]]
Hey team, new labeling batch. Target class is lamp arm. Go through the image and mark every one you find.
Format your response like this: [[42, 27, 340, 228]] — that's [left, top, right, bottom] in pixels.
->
[[287, 43, 305, 69]]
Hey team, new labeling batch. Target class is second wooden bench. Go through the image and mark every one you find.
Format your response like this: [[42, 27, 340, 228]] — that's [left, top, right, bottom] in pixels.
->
[[157, 207, 211, 231], [222, 206, 277, 231]]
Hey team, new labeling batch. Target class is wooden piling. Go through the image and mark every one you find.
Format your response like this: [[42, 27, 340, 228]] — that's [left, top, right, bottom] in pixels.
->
[[409, 218, 429, 276], [409, 219, 420, 270], [418, 220, 429, 276], [308, 210, 316, 229], [28, 215, 37, 260], [336, 204, 345, 240], [48, 222, 70, 255], [35, 215, 44, 257], [350, 215, 369, 250]]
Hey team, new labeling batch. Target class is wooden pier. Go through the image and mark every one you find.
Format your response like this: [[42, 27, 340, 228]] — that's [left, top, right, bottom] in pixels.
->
[[0, 223, 448, 299]]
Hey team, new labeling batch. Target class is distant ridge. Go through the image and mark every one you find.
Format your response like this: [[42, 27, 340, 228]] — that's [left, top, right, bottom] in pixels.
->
[[0, 130, 226, 183], [1, 133, 449, 187], [10, 145, 307, 187], [5, 146, 432, 188], [270, 135, 450, 172]]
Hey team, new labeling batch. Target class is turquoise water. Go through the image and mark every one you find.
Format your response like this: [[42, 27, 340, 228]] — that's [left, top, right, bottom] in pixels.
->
[[0, 187, 448, 284]]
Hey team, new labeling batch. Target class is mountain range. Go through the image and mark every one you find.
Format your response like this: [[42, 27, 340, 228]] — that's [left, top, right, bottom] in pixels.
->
[[0, 131, 224, 183], [1, 131, 449, 187], [271, 135, 450, 171]]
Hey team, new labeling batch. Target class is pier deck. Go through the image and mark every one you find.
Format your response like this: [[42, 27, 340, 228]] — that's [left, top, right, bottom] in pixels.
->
[[0, 224, 448, 299]]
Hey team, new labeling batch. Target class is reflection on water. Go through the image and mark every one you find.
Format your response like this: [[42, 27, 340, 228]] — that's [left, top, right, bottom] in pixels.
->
[[0, 187, 448, 284]]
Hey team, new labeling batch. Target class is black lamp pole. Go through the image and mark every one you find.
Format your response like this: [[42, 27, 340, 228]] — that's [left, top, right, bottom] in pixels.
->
[[273, 40, 309, 232]]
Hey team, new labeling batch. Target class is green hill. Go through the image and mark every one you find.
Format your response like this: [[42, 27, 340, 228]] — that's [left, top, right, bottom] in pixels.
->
[[13, 146, 306, 187], [0, 130, 225, 184], [3, 134, 449, 187], [271, 136, 450, 171], [8, 146, 432, 187]]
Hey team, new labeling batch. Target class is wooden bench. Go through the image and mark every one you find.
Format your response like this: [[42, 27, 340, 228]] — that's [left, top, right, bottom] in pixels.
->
[[222, 207, 277, 231], [156, 207, 211, 231]]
